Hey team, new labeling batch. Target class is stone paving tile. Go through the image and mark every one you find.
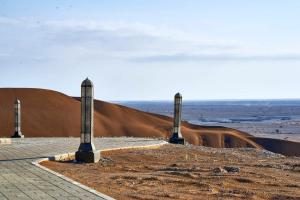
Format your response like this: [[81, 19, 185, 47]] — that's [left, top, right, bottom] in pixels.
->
[[0, 137, 165, 200]]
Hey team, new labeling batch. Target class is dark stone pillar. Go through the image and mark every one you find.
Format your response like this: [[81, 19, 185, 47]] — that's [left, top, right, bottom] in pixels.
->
[[12, 99, 24, 138], [169, 93, 185, 144], [75, 78, 100, 163]]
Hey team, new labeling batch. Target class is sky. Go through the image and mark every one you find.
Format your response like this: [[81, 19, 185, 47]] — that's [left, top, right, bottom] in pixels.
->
[[0, 0, 300, 101]]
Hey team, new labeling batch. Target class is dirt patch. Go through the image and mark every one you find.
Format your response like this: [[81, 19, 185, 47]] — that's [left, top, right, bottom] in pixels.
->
[[41, 144, 300, 200]]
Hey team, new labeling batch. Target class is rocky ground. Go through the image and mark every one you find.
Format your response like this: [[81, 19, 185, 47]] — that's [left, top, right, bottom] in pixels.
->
[[42, 144, 300, 200]]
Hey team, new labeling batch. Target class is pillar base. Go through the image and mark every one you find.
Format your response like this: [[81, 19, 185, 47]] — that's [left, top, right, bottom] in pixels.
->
[[11, 132, 24, 138], [169, 131, 185, 145], [169, 136, 185, 145], [75, 150, 100, 163]]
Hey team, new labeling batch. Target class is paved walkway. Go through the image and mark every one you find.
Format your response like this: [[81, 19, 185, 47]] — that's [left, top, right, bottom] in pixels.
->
[[0, 137, 165, 200]]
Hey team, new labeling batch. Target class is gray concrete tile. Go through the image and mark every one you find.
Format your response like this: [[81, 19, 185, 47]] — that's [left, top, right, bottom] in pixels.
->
[[0, 137, 164, 200]]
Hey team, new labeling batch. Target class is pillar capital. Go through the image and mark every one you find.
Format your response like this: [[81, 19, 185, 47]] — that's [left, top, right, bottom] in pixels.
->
[[175, 92, 182, 98], [81, 78, 93, 87]]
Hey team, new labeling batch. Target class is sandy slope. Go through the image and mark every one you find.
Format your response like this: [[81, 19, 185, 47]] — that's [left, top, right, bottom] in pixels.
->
[[1, 88, 299, 155]]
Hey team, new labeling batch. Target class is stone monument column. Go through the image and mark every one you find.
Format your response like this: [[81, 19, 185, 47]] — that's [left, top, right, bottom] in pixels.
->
[[75, 78, 100, 163], [12, 99, 24, 138], [169, 93, 185, 144]]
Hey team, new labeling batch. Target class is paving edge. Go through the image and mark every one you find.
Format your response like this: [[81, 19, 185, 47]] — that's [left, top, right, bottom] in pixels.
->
[[32, 141, 168, 200], [0, 138, 12, 145]]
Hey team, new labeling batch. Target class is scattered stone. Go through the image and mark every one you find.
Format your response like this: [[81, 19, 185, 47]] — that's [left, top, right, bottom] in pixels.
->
[[212, 166, 240, 174], [271, 194, 297, 200], [260, 150, 285, 158], [224, 166, 240, 173], [100, 157, 115, 166], [213, 167, 228, 174], [163, 170, 199, 179], [289, 163, 300, 172], [286, 184, 299, 188], [235, 178, 254, 183], [162, 165, 202, 172], [255, 163, 300, 172]]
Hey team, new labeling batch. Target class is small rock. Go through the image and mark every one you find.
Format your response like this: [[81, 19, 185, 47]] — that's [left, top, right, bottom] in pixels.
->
[[99, 157, 115, 166], [224, 166, 240, 173], [213, 167, 227, 174], [170, 163, 178, 167]]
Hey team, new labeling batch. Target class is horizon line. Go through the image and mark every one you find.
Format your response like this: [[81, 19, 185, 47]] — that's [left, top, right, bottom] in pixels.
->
[[2, 87, 300, 102], [112, 98, 300, 102]]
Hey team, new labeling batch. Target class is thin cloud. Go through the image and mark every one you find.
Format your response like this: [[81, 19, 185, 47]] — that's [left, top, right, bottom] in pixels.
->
[[1, 17, 300, 64], [131, 53, 300, 63], [0, 53, 10, 57]]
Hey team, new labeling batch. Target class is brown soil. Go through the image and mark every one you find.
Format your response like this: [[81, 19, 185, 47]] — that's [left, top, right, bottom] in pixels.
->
[[41, 144, 300, 200], [1, 88, 300, 156]]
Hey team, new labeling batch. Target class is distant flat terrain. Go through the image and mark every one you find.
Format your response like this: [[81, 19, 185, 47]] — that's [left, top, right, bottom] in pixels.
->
[[120, 100, 300, 142]]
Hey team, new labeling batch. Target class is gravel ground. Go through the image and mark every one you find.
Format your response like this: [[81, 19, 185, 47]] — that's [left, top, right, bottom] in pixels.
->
[[42, 144, 300, 200]]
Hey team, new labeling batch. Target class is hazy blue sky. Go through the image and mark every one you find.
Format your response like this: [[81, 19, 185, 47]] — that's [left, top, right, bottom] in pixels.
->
[[1, 0, 300, 100]]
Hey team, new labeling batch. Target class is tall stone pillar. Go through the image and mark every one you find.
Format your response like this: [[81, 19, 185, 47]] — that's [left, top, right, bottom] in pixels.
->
[[12, 99, 24, 138], [75, 78, 100, 163], [169, 93, 185, 144]]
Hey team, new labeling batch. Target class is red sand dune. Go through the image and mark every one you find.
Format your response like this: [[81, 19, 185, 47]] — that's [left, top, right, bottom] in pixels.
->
[[0, 88, 299, 156]]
